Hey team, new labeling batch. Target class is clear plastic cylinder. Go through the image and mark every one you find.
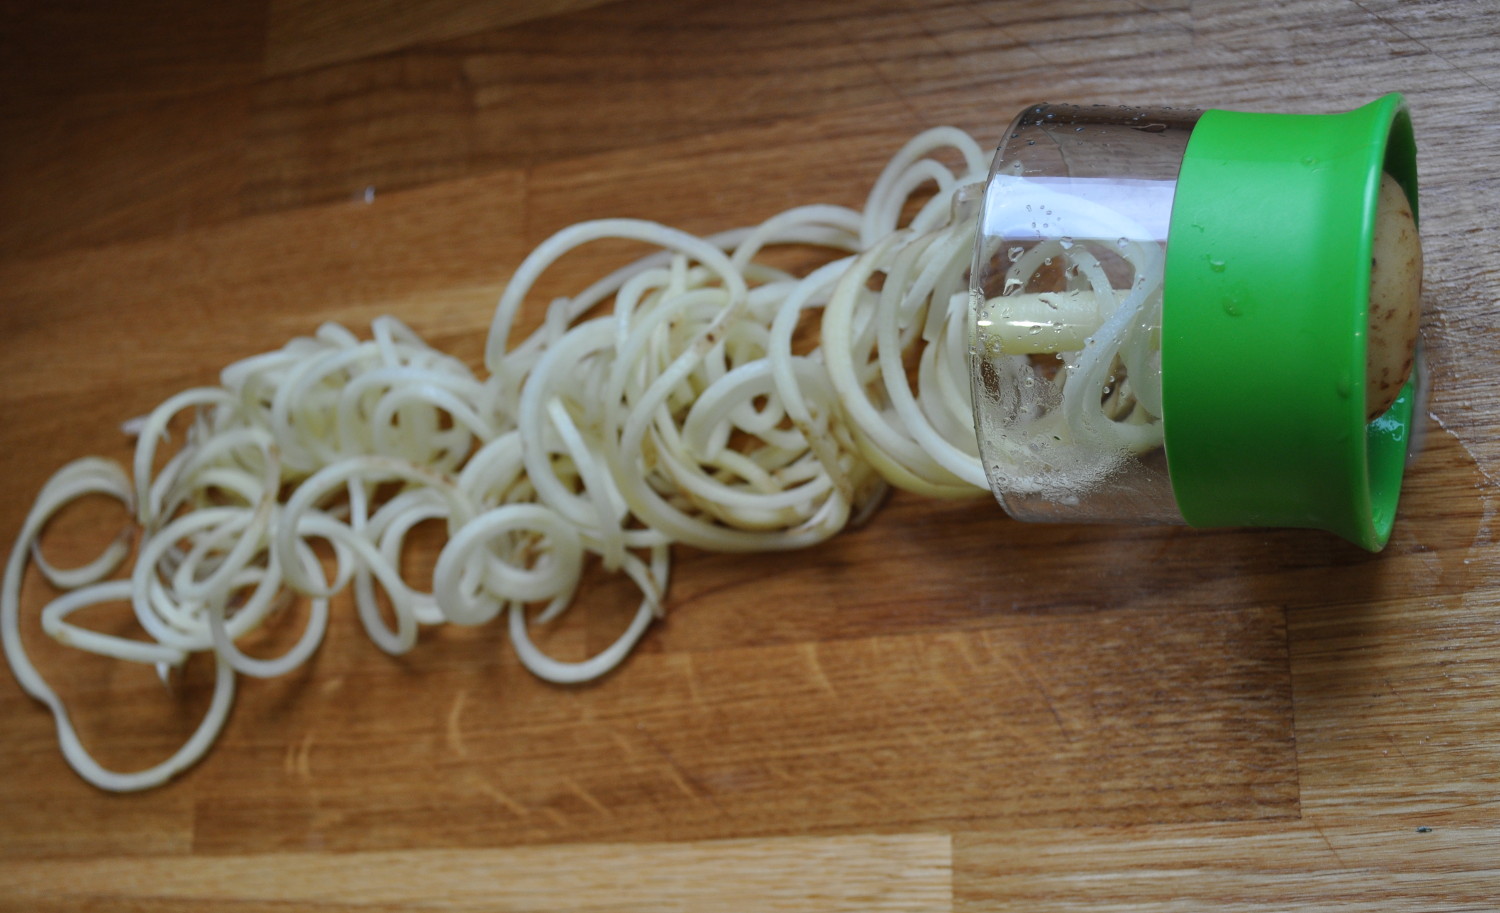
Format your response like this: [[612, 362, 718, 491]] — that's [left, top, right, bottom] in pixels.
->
[[969, 104, 1201, 524]]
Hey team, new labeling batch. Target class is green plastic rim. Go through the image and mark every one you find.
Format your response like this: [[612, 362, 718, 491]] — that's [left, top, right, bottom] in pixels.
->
[[1161, 94, 1419, 551]]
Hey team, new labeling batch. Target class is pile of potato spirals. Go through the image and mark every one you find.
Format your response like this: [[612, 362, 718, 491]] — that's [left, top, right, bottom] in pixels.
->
[[3, 128, 1010, 791]]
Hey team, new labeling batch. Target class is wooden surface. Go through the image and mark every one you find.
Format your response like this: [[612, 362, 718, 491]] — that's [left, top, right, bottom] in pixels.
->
[[2, 0, 1499, 909]]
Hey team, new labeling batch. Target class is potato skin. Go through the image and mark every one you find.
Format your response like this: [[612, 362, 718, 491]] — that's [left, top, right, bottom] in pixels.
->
[[1366, 172, 1422, 419]]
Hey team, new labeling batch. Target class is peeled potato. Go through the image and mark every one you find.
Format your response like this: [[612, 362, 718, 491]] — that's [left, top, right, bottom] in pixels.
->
[[1366, 172, 1422, 418]]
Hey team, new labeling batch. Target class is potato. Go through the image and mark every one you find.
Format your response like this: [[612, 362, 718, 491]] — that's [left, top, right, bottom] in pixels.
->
[[1366, 172, 1422, 418]]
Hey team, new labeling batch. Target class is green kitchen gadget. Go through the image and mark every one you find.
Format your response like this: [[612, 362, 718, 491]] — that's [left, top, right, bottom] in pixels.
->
[[968, 95, 1422, 550]]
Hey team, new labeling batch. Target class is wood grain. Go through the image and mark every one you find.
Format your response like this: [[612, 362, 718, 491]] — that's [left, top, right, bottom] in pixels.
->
[[264, 0, 622, 76], [0, 0, 266, 122], [0, 834, 952, 913], [958, 821, 1500, 912], [1, 0, 1498, 910], [177, 608, 1294, 854]]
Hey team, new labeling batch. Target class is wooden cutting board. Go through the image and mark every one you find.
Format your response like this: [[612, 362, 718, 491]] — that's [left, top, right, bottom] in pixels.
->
[[2, 1, 1497, 909]]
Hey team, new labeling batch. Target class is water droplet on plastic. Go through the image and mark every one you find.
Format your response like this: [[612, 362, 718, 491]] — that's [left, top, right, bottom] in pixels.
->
[[1007, 246, 1023, 262], [1209, 258, 1226, 273], [1116, 238, 1129, 249]]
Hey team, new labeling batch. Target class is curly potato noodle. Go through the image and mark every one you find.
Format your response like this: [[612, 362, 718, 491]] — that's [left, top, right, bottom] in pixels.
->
[[2, 127, 1159, 790]]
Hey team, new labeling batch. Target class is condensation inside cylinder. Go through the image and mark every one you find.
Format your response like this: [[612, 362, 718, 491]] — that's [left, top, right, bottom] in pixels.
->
[[968, 104, 1202, 524]]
